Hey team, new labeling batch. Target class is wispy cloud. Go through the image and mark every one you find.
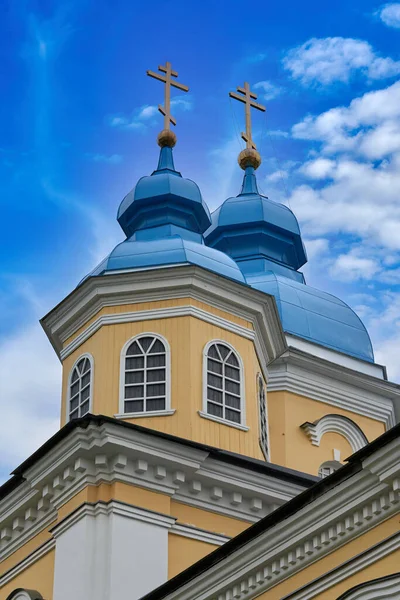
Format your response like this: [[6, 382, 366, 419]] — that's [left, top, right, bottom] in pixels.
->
[[254, 80, 284, 101], [85, 152, 123, 164], [378, 3, 400, 28], [108, 95, 193, 131], [283, 37, 400, 86]]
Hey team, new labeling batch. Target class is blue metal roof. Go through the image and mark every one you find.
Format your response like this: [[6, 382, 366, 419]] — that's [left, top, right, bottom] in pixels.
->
[[205, 167, 307, 272], [83, 235, 245, 283], [246, 271, 374, 362]]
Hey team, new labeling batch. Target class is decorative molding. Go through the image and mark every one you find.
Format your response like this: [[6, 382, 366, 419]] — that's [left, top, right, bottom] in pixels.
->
[[285, 533, 400, 599], [60, 305, 255, 361], [301, 415, 369, 453], [0, 422, 308, 560], [5, 591, 43, 600], [150, 439, 400, 600], [171, 523, 230, 546], [267, 348, 397, 428], [337, 572, 400, 599], [0, 538, 55, 587], [115, 410, 176, 419]]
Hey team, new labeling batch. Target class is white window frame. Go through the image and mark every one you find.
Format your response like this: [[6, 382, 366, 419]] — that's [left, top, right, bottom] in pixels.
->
[[66, 353, 94, 423], [318, 460, 342, 478], [257, 374, 270, 461], [200, 339, 247, 431], [116, 332, 173, 418]]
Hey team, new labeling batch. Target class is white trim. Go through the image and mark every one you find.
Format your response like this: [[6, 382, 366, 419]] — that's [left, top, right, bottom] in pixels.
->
[[301, 415, 369, 453], [66, 352, 94, 423], [202, 339, 246, 427], [0, 538, 55, 587], [257, 374, 270, 461], [171, 523, 230, 546], [286, 533, 400, 599], [5, 592, 43, 600], [336, 574, 400, 599], [60, 305, 255, 361], [115, 409, 176, 419], [198, 411, 249, 431], [118, 332, 171, 416]]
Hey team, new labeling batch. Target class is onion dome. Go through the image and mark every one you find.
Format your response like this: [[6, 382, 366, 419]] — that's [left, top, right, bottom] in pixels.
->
[[205, 166, 374, 363], [205, 166, 307, 281], [82, 145, 245, 285]]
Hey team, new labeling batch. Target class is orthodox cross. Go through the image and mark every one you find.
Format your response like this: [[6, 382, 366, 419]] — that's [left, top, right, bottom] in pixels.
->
[[147, 61, 189, 130], [229, 82, 266, 150]]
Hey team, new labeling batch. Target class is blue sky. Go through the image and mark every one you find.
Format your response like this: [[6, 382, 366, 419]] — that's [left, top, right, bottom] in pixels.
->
[[2, 0, 400, 481]]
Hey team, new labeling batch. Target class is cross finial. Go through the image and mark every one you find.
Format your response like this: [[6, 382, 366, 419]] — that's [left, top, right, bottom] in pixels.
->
[[229, 82, 266, 150], [147, 61, 189, 147]]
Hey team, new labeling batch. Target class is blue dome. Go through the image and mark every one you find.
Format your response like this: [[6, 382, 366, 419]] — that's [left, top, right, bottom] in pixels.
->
[[246, 271, 374, 363], [205, 167, 307, 275], [84, 235, 245, 283], [118, 146, 211, 237]]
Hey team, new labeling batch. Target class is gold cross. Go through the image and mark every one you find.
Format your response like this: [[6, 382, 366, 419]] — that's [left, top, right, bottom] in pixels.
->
[[229, 82, 266, 150], [147, 61, 189, 130]]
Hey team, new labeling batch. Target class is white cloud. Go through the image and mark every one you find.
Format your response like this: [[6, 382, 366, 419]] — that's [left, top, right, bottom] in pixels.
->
[[379, 3, 400, 28], [330, 250, 380, 281], [0, 319, 60, 483], [301, 158, 336, 179], [85, 153, 123, 164], [304, 238, 330, 261], [109, 96, 193, 131], [283, 37, 400, 86], [254, 80, 283, 101]]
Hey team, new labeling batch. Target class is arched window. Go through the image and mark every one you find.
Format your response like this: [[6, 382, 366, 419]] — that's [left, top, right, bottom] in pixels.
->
[[203, 341, 244, 425], [258, 375, 269, 460], [6, 589, 43, 600], [68, 354, 93, 421], [120, 334, 170, 415], [318, 460, 342, 479]]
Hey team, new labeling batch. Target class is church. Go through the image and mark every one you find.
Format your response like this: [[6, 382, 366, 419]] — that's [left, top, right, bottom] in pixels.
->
[[1, 62, 400, 600]]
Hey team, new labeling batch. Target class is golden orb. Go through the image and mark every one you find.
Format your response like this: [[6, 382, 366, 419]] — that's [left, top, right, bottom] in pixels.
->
[[238, 148, 262, 170], [157, 129, 177, 148]]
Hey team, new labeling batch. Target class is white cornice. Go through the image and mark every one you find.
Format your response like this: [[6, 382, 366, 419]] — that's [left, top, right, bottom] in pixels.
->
[[150, 439, 400, 600], [0, 421, 309, 560], [285, 532, 400, 599], [40, 265, 286, 370], [171, 523, 230, 546], [267, 348, 398, 428]]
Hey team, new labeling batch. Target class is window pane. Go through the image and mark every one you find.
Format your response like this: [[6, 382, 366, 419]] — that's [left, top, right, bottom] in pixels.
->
[[82, 358, 90, 374], [125, 371, 144, 384], [207, 402, 223, 418], [225, 408, 240, 423], [80, 400, 90, 416], [70, 396, 79, 411], [81, 386, 90, 402], [225, 394, 240, 409], [126, 341, 142, 356], [208, 344, 219, 359], [70, 381, 80, 397], [207, 387, 222, 403], [147, 383, 165, 397], [150, 339, 165, 353], [207, 373, 222, 389], [147, 368, 165, 382], [146, 398, 166, 411], [125, 400, 144, 413], [147, 354, 165, 368], [71, 369, 79, 383], [225, 379, 240, 395], [126, 356, 144, 370], [81, 372, 90, 388], [217, 344, 229, 360], [70, 409, 79, 420], [77, 358, 86, 373], [139, 337, 154, 352], [226, 353, 239, 367], [208, 358, 222, 374], [125, 385, 144, 399], [225, 365, 240, 381]]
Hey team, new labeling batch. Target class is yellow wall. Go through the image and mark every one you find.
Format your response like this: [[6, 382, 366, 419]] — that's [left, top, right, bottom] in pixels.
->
[[268, 390, 386, 475], [168, 534, 218, 578], [1, 548, 55, 600], [61, 301, 266, 461]]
